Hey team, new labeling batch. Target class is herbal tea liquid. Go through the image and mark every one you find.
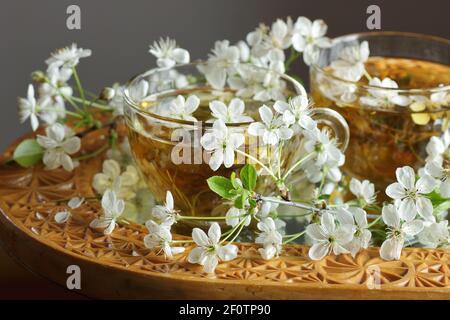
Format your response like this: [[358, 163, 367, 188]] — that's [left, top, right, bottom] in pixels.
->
[[311, 57, 450, 190]]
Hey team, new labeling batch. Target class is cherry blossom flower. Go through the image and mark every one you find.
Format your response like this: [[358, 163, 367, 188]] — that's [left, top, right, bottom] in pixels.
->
[[149, 37, 190, 68], [306, 211, 354, 260], [303, 126, 343, 167], [188, 222, 238, 273], [380, 203, 424, 260], [418, 220, 450, 248], [38, 66, 74, 123], [303, 155, 344, 184], [252, 58, 287, 101], [228, 64, 266, 99], [425, 131, 450, 162], [349, 178, 376, 206], [246, 23, 268, 48], [200, 119, 245, 171], [152, 191, 179, 225], [36, 123, 81, 171], [256, 201, 286, 231], [208, 98, 253, 123], [251, 19, 292, 61], [292, 17, 331, 66], [144, 220, 185, 258], [330, 41, 370, 81], [386, 166, 437, 221], [18, 84, 40, 131], [92, 159, 140, 200], [225, 207, 251, 227], [45, 43, 91, 69], [335, 207, 371, 257], [255, 217, 283, 260], [360, 77, 411, 108], [424, 159, 450, 198], [200, 40, 240, 89], [166, 94, 199, 121], [109, 80, 150, 116], [273, 95, 315, 130], [248, 105, 293, 146], [90, 189, 125, 235]]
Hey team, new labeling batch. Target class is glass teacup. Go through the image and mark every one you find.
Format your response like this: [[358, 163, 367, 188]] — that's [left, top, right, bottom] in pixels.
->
[[310, 32, 450, 190], [123, 62, 349, 227]]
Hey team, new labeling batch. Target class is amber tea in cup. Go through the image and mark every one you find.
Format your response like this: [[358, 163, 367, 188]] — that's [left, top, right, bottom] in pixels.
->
[[310, 32, 450, 190], [124, 63, 349, 226]]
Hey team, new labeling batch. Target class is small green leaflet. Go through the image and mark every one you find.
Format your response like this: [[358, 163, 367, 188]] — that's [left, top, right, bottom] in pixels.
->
[[207, 176, 235, 200], [240, 164, 257, 191], [13, 139, 44, 168]]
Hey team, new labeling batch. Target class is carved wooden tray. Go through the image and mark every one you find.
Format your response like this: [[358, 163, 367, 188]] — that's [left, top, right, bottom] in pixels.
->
[[0, 130, 449, 300]]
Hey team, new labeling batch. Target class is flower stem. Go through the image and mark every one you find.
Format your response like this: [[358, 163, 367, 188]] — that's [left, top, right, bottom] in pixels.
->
[[285, 47, 301, 72], [71, 96, 113, 111], [177, 215, 243, 221], [277, 144, 283, 179], [283, 230, 306, 244], [260, 195, 321, 212], [277, 211, 314, 218], [220, 215, 249, 244], [39, 106, 83, 119], [171, 239, 195, 244], [317, 167, 328, 195], [73, 143, 110, 161], [236, 149, 278, 182], [367, 215, 382, 228], [282, 152, 316, 181], [363, 69, 373, 82], [72, 67, 86, 106]]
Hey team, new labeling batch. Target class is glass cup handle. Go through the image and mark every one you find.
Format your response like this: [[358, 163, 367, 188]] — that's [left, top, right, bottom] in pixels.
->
[[310, 108, 350, 152]]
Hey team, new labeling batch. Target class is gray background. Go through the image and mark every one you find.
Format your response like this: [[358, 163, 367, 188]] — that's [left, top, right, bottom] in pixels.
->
[[1, 0, 449, 150]]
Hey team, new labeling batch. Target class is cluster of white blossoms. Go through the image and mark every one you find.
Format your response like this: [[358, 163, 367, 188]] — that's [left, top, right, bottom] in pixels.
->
[[195, 17, 331, 101], [18, 43, 91, 131], [36, 123, 81, 171], [146, 17, 332, 105], [195, 92, 345, 194], [378, 131, 450, 259]]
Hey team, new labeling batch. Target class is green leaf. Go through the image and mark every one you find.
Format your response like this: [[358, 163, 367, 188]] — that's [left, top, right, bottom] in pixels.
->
[[248, 198, 257, 208], [234, 193, 245, 209], [433, 200, 450, 215], [13, 139, 44, 168], [207, 176, 235, 200], [240, 164, 257, 191]]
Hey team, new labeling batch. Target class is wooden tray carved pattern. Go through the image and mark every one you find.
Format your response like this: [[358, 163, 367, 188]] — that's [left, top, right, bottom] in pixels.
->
[[0, 132, 449, 299]]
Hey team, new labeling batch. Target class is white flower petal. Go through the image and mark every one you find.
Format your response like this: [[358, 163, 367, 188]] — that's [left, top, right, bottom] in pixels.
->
[[217, 244, 238, 261], [187, 247, 206, 264], [382, 204, 400, 228], [203, 255, 219, 273], [396, 166, 416, 190], [385, 182, 406, 200], [208, 222, 221, 245], [192, 228, 209, 247], [402, 220, 424, 236], [380, 237, 403, 261], [54, 211, 70, 223], [309, 242, 330, 260]]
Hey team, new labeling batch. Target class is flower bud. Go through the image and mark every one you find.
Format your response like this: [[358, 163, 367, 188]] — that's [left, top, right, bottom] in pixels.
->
[[100, 87, 115, 101], [31, 71, 46, 83]]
